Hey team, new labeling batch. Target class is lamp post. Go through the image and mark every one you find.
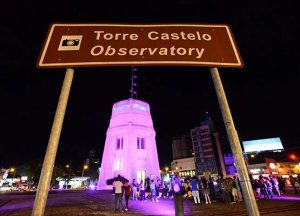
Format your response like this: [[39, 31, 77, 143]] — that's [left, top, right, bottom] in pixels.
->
[[10, 168, 16, 184], [65, 164, 71, 189], [165, 167, 169, 174], [81, 165, 88, 188], [164, 167, 169, 180]]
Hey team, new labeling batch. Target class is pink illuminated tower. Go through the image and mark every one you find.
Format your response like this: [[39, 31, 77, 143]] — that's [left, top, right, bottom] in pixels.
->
[[97, 98, 160, 190]]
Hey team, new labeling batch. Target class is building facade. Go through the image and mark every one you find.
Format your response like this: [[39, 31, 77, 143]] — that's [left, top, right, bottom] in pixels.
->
[[172, 134, 193, 160], [171, 133, 195, 178], [171, 157, 196, 178], [191, 118, 219, 176], [97, 98, 160, 190], [191, 117, 234, 177], [248, 161, 300, 179]]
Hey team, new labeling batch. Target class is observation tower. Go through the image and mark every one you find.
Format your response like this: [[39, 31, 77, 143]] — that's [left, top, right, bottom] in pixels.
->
[[97, 98, 160, 190]]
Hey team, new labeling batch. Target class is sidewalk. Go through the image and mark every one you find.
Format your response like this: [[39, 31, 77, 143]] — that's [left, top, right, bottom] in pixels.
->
[[1, 190, 300, 215]]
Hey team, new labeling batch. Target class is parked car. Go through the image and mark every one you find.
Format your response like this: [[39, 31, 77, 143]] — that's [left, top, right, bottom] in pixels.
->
[[0, 185, 12, 191]]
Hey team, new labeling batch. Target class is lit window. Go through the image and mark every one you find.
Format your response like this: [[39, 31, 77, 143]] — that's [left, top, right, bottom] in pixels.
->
[[116, 138, 123, 150], [141, 138, 145, 149], [133, 104, 147, 111], [114, 159, 122, 170], [137, 170, 146, 183], [137, 137, 145, 149], [113, 104, 130, 111]]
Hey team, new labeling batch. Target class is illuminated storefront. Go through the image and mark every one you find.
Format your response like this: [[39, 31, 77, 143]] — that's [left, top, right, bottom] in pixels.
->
[[171, 157, 196, 177], [248, 162, 300, 179]]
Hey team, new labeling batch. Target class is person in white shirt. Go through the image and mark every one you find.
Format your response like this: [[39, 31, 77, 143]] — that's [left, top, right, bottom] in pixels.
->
[[113, 176, 123, 212]]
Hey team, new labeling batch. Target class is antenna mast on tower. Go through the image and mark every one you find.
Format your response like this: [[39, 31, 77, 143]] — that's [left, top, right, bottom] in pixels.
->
[[130, 66, 138, 99]]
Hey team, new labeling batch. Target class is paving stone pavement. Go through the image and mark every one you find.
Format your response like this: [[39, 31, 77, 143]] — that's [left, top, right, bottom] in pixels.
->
[[0, 190, 300, 215]]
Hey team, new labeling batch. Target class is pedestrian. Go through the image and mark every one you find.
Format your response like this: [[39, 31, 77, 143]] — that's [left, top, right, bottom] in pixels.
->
[[231, 180, 238, 202], [259, 175, 268, 199], [168, 184, 174, 198], [113, 176, 123, 212], [226, 177, 234, 203], [123, 180, 131, 211], [145, 177, 151, 197], [150, 179, 159, 202], [278, 176, 286, 194], [253, 179, 261, 200], [201, 177, 211, 204], [155, 178, 161, 198], [270, 176, 280, 196], [190, 177, 200, 204], [139, 180, 146, 201], [173, 175, 184, 216], [185, 180, 192, 198], [289, 176, 299, 194], [209, 176, 217, 203], [218, 176, 231, 204], [132, 179, 138, 200], [265, 178, 273, 198], [162, 184, 168, 198], [233, 176, 242, 202]]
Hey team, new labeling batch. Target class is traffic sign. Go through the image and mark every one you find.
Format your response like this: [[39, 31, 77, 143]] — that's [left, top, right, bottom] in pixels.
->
[[37, 24, 243, 68]]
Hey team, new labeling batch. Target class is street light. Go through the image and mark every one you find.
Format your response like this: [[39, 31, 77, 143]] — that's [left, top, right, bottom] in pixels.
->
[[81, 165, 88, 188], [82, 165, 88, 177], [289, 154, 297, 160], [10, 168, 16, 183], [65, 164, 72, 189]]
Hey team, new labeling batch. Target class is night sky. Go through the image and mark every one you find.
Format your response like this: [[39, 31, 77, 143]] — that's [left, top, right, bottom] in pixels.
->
[[1, 1, 299, 169]]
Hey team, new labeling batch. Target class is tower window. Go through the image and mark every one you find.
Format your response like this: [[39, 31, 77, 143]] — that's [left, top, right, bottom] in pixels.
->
[[116, 138, 123, 150], [137, 137, 145, 149], [114, 159, 122, 170]]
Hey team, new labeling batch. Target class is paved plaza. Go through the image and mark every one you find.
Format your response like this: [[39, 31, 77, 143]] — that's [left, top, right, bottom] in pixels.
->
[[1, 189, 300, 216]]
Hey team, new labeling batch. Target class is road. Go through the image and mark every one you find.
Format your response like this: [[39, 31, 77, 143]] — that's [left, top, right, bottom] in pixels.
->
[[0, 189, 300, 215]]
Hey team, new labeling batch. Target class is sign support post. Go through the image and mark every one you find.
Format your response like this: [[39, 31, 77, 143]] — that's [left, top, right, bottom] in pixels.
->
[[210, 67, 260, 216], [31, 68, 74, 216]]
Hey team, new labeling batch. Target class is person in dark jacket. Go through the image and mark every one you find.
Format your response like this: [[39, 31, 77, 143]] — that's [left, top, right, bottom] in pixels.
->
[[123, 180, 131, 211], [173, 175, 184, 216]]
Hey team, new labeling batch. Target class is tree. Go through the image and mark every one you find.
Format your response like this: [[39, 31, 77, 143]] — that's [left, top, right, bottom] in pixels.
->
[[51, 164, 68, 188], [18, 159, 42, 180]]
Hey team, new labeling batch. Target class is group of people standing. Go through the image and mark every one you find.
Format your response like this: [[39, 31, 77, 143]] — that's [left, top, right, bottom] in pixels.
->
[[112, 176, 161, 213], [188, 176, 213, 204], [113, 176, 131, 213], [251, 174, 299, 199], [184, 175, 243, 205], [112, 173, 300, 212], [217, 175, 243, 204]]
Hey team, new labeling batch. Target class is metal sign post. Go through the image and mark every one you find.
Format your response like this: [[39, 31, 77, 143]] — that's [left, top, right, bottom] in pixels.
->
[[210, 67, 260, 216], [31, 68, 74, 216]]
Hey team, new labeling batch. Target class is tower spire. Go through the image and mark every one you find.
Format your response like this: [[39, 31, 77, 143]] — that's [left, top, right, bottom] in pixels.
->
[[130, 66, 138, 99]]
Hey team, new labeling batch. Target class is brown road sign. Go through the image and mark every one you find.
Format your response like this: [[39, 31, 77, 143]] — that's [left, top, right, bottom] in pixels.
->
[[37, 24, 243, 68]]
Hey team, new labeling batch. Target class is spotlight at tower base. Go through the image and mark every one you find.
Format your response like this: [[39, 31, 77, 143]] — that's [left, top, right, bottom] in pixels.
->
[[97, 98, 160, 190]]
